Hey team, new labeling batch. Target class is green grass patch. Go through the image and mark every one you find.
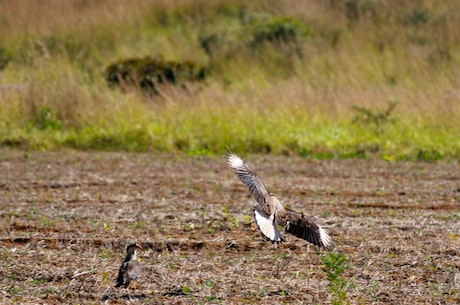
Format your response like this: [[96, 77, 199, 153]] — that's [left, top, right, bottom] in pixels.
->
[[1, 107, 459, 161], [29, 278, 47, 285]]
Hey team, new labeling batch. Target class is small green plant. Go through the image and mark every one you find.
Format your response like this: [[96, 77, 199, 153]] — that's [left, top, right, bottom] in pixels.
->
[[10, 287, 24, 295], [243, 215, 251, 225], [223, 204, 238, 228], [222, 204, 230, 218], [130, 221, 144, 229], [37, 107, 61, 131], [181, 285, 192, 294], [100, 248, 110, 259], [40, 217, 55, 227], [320, 252, 354, 305], [167, 263, 178, 271], [30, 278, 47, 285], [204, 279, 214, 288], [352, 101, 397, 135]]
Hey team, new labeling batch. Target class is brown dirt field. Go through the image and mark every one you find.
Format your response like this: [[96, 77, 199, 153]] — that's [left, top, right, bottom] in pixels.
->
[[0, 150, 459, 304]]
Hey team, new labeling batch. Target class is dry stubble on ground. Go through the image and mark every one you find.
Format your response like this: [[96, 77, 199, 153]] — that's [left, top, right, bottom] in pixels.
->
[[0, 150, 459, 304]]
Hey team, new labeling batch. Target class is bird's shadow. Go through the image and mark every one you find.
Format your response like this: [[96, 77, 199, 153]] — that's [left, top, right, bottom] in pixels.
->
[[101, 292, 148, 301]]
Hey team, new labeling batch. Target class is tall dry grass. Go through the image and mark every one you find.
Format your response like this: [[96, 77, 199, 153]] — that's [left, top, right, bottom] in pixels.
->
[[0, 0, 459, 158]]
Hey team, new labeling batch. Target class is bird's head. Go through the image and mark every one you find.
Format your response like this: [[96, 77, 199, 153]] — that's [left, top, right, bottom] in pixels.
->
[[126, 243, 142, 260]]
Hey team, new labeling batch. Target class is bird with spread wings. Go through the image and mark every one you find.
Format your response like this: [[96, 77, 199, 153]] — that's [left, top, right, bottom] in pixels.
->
[[227, 153, 331, 248]]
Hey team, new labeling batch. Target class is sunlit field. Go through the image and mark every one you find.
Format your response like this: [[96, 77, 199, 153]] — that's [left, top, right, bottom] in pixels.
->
[[1, 3, 459, 304]]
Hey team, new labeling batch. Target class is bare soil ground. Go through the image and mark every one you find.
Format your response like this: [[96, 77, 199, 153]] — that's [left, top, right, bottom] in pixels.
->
[[0, 150, 459, 304]]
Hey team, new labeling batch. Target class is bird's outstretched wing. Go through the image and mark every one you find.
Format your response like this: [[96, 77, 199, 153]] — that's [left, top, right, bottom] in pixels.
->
[[253, 207, 284, 243], [283, 209, 332, 248], [227, 153, 270, 207]]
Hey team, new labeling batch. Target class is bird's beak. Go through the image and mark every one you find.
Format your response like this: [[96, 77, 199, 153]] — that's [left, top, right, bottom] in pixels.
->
[[135, 244, 142, 249]]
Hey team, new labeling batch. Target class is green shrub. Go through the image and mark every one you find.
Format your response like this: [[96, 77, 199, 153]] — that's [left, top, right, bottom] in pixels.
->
[[428, 47, 452, 66], [402, 7, 430, 27], [199, 32, 233, 58], [37, 107, 61, 131], [417, 149, 443, 162], [105, 57, 206, 94], [351, 101, 398, 135], [248, 15, 311, 46], [0, 47, 12, 70], [199, 14, 310, 55]]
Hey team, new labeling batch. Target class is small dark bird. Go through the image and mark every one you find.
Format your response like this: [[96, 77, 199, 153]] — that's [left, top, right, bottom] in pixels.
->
[[227, 153, 332, 248], [115, 243, 143, 289]]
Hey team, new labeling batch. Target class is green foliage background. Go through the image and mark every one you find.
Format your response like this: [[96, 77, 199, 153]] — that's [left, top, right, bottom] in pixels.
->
[[0, 0, 459, 160]]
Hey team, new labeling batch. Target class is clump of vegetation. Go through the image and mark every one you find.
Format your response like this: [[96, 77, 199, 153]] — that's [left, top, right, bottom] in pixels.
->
[[105, 57, 206, 94], [351, 101, 398, 135], [0, 46, 11, 70], [36, 107, 61, 131], [321, 252, 355, 305], [199, 14, 310, 60], [248, 15, 311, 46], [402, 7, 430, 27]]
